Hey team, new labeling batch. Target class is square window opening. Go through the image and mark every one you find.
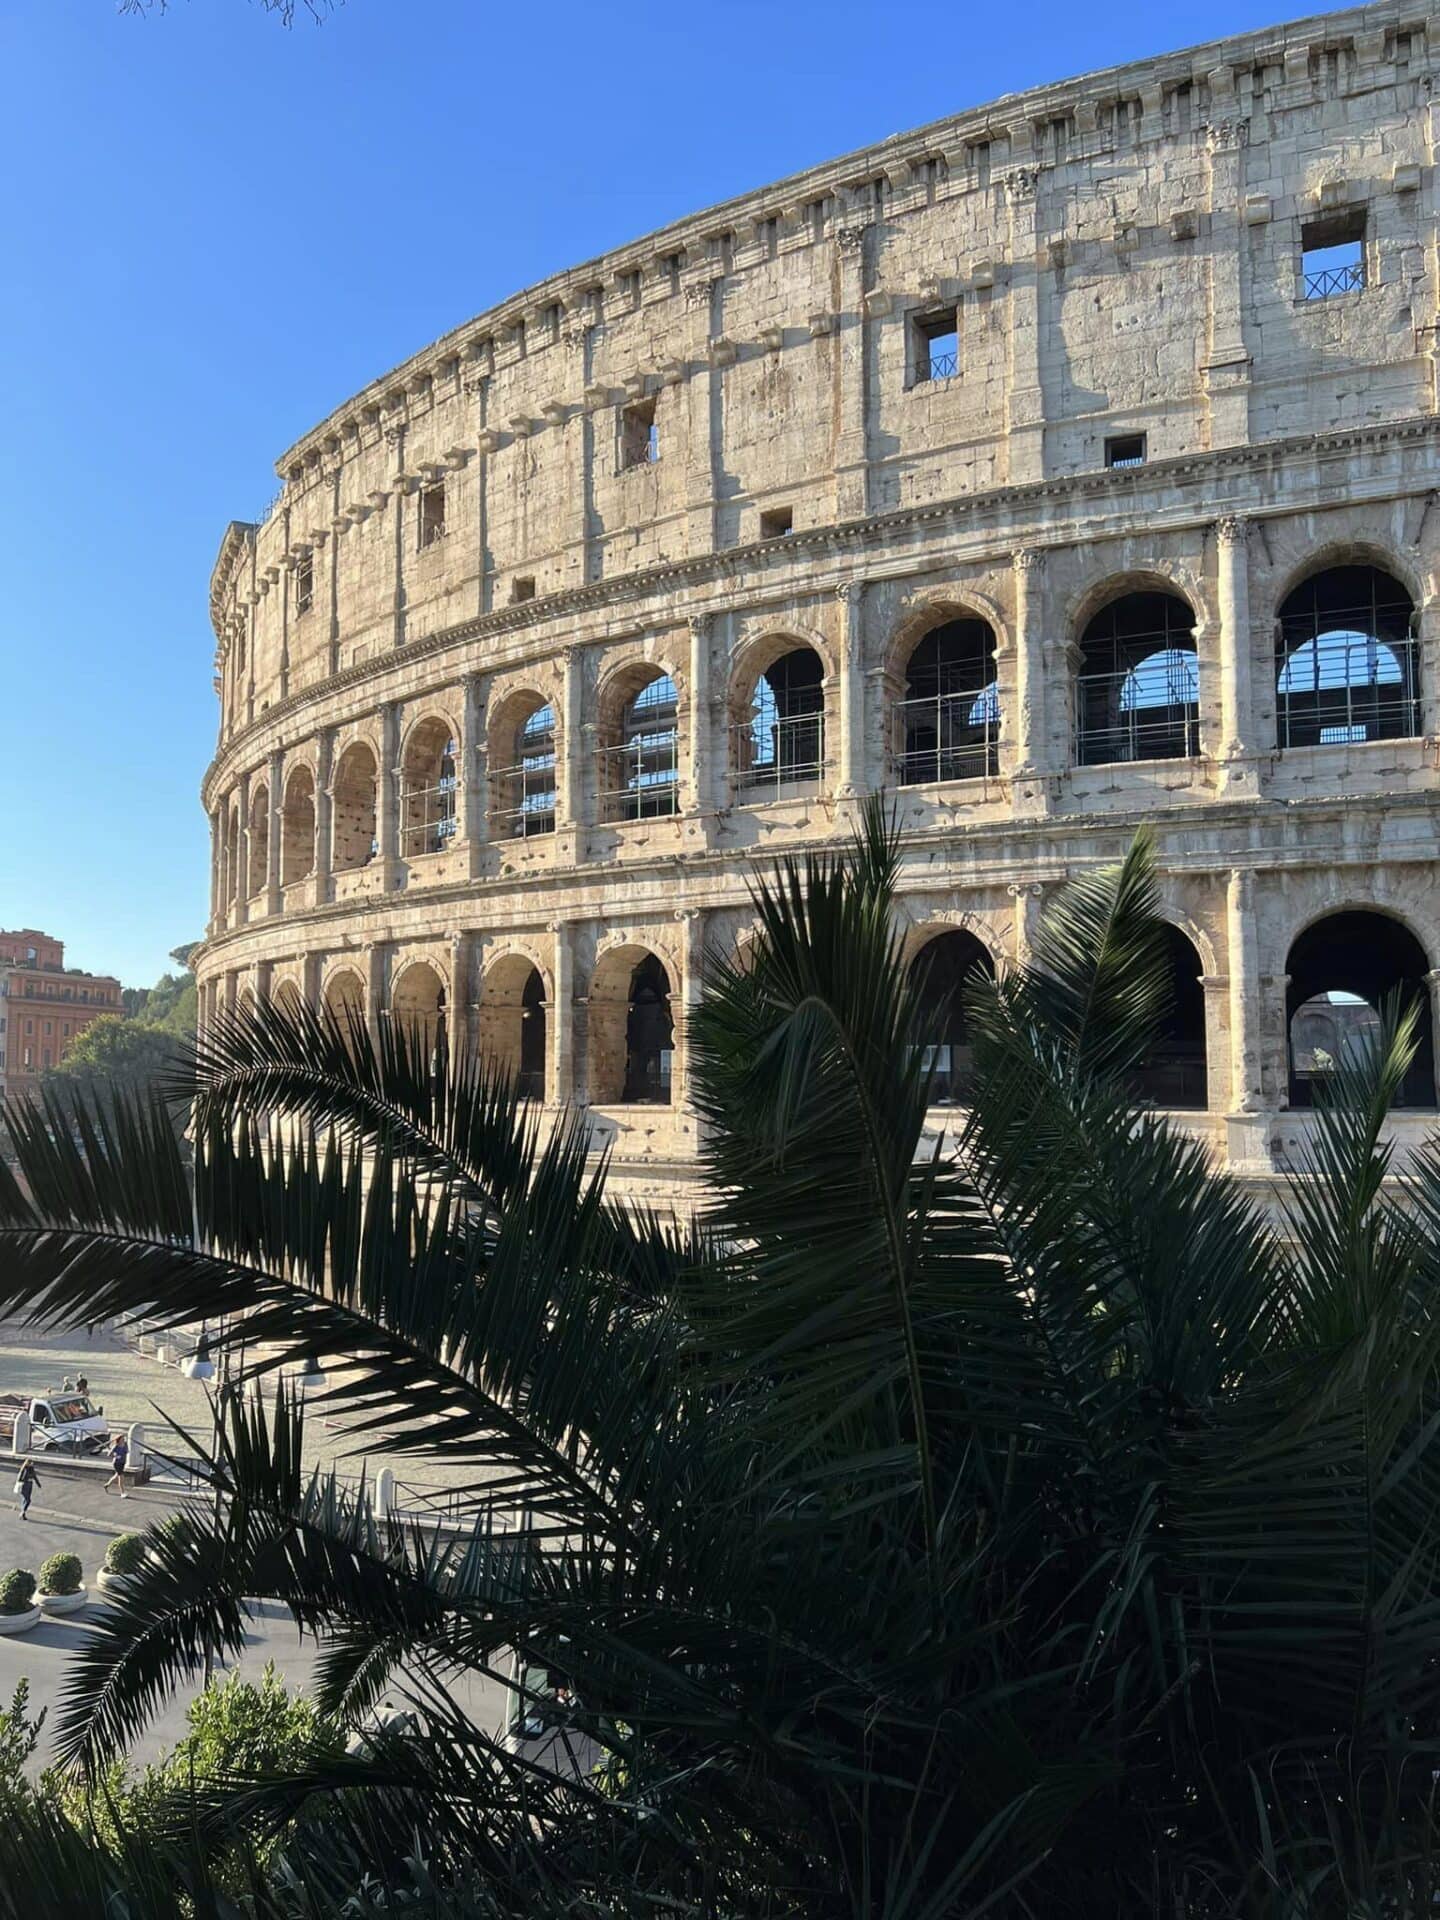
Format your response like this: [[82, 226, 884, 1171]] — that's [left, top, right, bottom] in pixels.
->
[[760, 506, 794, 539], [621, 397, 659, 469], [1302, 212, 1366, 299], [912, 311, 958, 385], [419, 482, 447, 549], [1105, 433, 1147, 470], [511, 576, 536, 605]]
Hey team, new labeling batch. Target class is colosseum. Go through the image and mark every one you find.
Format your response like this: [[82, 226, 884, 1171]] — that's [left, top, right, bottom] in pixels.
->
[[198, 0, 1440, 1207]]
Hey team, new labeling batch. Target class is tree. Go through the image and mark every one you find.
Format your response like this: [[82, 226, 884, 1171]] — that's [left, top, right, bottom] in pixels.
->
[[39, 1013, 182, 1098], [3, 802, 1440, 1916]]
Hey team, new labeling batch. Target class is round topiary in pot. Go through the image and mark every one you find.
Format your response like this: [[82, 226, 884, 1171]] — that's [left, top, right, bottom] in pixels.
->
[[38, 1552, 86, 1615], [0, 1570, 39, 1634], [97, 1532, 145, 1595]]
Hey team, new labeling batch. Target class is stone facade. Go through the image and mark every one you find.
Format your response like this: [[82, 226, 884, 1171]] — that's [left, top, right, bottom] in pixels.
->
[[0, 931, 123, 1104], [198, 2, 1440, 1206]]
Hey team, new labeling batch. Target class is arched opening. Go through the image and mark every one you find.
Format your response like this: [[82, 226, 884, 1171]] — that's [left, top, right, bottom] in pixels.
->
[[1128, 924, 1207, 1110], [479, 955, 547, 1100], [246, 784, 270, 899], [599, 669, 680, 822], [271, 979, 304, 1022], [589, 948, 674, 1105], [1075, 590, 1199, 766], [332, 742, 379, 871], [226, 804, 241, 904], [323, 968, 366, 1032], [894, 618, 1000, 786], [490, 695, 557, 838], [400, 717, 458, 859], [907, 929, 995, 1105], [281, 765, 316, 885], [1286, 910, 1434, 1109], [1275, 565, 1419, 748], [389, 961, 447, 1066], [733, 647, 826, 798]]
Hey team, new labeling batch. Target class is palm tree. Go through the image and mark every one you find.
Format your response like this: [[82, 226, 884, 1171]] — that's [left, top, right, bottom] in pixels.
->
[[3, 801, 1440, 1917]]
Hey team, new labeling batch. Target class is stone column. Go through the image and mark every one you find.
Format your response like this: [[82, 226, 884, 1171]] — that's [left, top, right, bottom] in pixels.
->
[[265, 751, 283, 915], [684, 279, 721, 556], [1216, 516, 1258, 791], [1201, 112, 1253, 449], [1200, 973, 1230, 1114], [448, 931, 472, 1079], [1003, 169, 1045, 485], [461, 673, 488, 876], [385, 423, 407, 649], [834, 225, 871, 520], [314, 729, 335, 905], [686, 614, 712, 817], [378, 702, 400, 880], [209, 812, 223, 936], [366, 946, 387, 1047], [1010, 549, 1048, 799], [301, 952, 323, 1011], [548, 921, 575, 1106], [1008, 881, 1045, 967], [1225, 867, 1271, 1170], [836, 581, 866, 799], [1425, 970, 1440, 1108], [674, 906, 704, 1113], [557, 646, 587, 859], [235, 771, 252, 925]]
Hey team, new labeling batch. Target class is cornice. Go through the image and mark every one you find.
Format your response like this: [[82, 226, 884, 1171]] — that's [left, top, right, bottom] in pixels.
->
[[201, 412, 1440, 808], [262, 0, 1435, 494]]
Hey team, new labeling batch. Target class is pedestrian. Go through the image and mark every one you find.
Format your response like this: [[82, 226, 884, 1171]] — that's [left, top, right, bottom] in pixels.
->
[[14, 1460, 39, 1520], [76, 1374, 88, 1395], [105, 1431, 130, 1498]]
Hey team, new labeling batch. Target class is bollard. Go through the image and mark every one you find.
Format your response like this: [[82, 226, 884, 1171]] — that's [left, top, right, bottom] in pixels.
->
[[154, 1345, 168, 1367], [12, 1412, 30, 1456], [375, 1466, 397, 1518], [126, 1423, 147, 1473]]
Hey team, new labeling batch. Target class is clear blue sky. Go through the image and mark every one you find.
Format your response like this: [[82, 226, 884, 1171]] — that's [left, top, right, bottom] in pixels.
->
[[0, 0, 1332, 988]]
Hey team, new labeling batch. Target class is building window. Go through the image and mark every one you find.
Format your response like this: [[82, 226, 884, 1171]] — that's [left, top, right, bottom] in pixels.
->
[[511, 576, 536, 604], [1301, 211, 1366, 300], [911, 311, 958, 385], [967, 139, 992, 188], [621, 397, 659, 470], [294, 553, 314, 615], [1105, 433, 1147, 469], [599, 672, 680, 823], [418, 481, 447, 549], [1275, 566, 1419, 748], [760, 506, 794, 539]]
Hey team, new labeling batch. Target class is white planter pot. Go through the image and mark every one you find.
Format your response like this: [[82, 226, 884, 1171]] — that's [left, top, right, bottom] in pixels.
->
[[95, 1568, 134, 1595], [39, 1587, 87, 1616], [0, 1606, 40, 1635]]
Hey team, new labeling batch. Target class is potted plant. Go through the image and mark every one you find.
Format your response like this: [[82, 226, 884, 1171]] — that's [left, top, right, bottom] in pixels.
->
[[96, 1532, 145, 1595], [0, 1570, 39, 1635], [37, 1551, 86, 1615]]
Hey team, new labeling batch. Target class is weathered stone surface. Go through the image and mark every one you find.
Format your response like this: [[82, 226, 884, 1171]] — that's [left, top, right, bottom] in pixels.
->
[[197, 3, 1440, 1205]]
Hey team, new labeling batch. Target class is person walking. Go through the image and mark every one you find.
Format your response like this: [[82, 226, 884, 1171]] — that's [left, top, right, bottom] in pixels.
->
[[105, 1431, 129, 1498], [14, 1460, 40, 1520]]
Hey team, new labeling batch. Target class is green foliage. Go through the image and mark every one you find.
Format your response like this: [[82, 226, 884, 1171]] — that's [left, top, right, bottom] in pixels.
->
[[37, 1553, 81, 1596], [41, 1016, 181, 1098], [0, 1684, 42, 1821], [102, 1533, 145, 1575], [5, 801, 1440, 1915], [0, 1572, 35, 1616]]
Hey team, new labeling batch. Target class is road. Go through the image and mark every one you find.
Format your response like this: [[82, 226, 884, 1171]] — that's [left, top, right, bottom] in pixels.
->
[[0, 1464, 507, 1773]]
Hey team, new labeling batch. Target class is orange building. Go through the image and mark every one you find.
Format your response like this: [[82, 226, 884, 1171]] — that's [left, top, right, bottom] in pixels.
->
[[0, 929, 122, 1104]]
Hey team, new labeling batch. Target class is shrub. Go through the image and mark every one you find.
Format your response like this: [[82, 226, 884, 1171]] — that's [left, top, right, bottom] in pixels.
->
[[38, 1553, 82, 1596], [102, 1533, 144, 1575], [0, 1571, 36, 1616]]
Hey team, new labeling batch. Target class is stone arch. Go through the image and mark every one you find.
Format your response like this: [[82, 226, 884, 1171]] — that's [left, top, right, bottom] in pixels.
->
[[1065, 563, 1211, 642], [389, 958, 448, 1061], [886, 587, 1011, 681], [1073, 581, 1201, 768], [1270, 537, 1427, 618], [1273, 560, 1420, 750], [596, 656, 682, 822], [488, 685, 557, 839], [1129, 922, 1208, 1111], [588, 943, 675, 1105], [888, 603, 1002, 788], [322, 965, 366, 1027], [400, 713, 459, 858], [332, 740, 379, 871], [246, 782, 270, 899], [905, 925, 996, 1106], [270, 978, 304, 1022], [479, 951, 549, 1099], [281, 762, 316, 885], [728, 630, 830, 799], [1284, 908, 1434, 1109]]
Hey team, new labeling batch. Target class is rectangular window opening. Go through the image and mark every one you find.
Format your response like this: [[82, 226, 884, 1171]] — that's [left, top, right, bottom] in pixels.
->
[[294, 553, 313, 615], [511, 576, 536, 604], [419, 481, 447, 549], [621, 396, 659, 469], [1302, 211, 1366, 300], [760, 506, 794, 539], [967, 140, 992, 188], [1104, 432, 1147, 470], [912, 311, 958, 385]]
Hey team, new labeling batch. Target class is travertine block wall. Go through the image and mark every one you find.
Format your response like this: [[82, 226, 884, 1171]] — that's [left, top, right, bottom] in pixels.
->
[[198, 3, 1440, 1208]]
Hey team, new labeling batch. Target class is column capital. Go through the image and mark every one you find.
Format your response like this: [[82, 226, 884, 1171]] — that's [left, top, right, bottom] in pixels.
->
[[1014, 546, 1046, 573], [835, 579, 863, 607], [1216, 514, 1251, 547]]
